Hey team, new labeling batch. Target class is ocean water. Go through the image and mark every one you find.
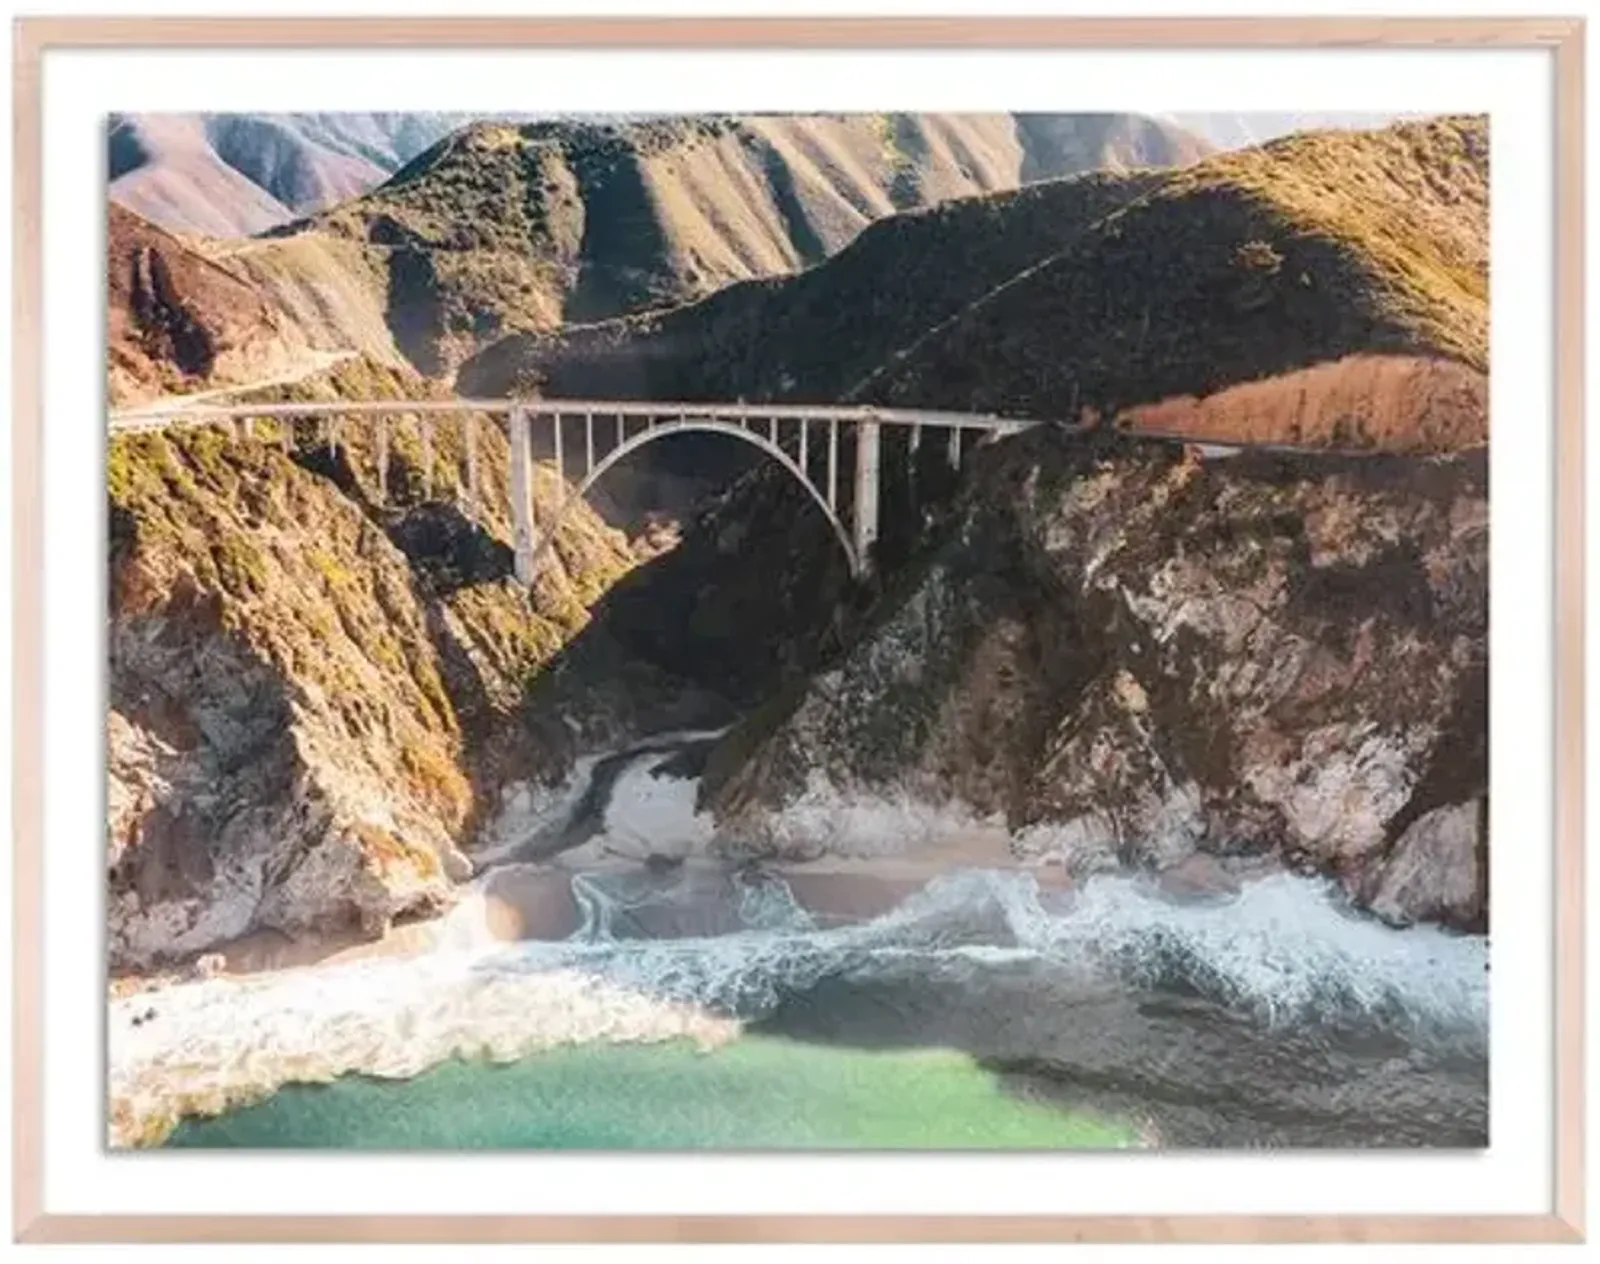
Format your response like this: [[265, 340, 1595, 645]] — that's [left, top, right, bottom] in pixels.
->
[[168, 1036, 1134, 1149], [114, 743, 1490, 1150]]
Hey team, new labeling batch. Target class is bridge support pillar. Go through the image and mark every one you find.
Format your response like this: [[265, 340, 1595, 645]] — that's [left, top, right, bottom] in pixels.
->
[[509, 407, 539, 588], [852, 420, 880, 579]]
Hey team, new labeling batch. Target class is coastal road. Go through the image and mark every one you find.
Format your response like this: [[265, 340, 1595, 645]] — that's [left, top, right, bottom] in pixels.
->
[[111, 348, 360, 424]]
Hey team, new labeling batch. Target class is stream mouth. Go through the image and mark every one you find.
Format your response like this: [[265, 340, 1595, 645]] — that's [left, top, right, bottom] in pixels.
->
[[116, 733, 1489, 1150]]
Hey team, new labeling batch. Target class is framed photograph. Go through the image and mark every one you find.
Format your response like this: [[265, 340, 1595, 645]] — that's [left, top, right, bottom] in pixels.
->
[[11, 12, 1585, 1245]]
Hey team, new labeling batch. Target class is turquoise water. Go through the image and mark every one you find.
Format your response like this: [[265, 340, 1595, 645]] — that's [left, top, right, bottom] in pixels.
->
[[167, 1036, 1135, 1149]]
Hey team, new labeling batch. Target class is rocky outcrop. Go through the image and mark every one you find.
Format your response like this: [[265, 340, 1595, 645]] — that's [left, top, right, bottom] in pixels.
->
[[107, 393, 636, 968], [1361, 800, 1486, 929], [710, 429, 1487, 930]]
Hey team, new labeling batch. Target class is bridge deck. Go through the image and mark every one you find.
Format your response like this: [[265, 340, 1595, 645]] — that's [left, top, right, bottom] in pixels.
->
[[109, 397, 1040, 435]]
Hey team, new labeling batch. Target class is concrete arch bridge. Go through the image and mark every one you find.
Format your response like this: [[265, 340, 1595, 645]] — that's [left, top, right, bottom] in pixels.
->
[[110, 398, 1039, 583]]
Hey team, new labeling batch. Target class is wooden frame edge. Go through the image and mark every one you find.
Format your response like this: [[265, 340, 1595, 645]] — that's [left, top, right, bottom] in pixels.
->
[[9, 12, 1585, 1247], [10, 1212, 1589, 1246], [7, 14, 1588, 49], [11, 12, 46, 1249], [1552, 14, 1588, 1246]]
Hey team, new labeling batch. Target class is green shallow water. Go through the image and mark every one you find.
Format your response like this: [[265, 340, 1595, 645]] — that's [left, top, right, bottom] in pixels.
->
[[166, 1036, 1136, 1150]]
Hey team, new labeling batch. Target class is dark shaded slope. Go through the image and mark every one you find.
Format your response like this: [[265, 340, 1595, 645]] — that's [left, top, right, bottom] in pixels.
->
[[276, 113, 1209, 377]]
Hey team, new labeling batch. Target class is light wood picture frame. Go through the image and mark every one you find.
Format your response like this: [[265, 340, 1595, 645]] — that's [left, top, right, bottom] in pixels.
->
[[11, 13, 1586, 1245]]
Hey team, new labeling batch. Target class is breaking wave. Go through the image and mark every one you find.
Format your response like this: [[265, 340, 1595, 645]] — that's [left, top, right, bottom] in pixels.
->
[[479, 866, 1486, 1043]]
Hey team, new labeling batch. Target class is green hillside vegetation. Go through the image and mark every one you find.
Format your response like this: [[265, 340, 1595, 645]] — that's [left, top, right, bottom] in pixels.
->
[[864, 115, 1486, 423], [226, 355, 636, 624], [457, 116, 1490, 745], [111, 113, 1212, 393]]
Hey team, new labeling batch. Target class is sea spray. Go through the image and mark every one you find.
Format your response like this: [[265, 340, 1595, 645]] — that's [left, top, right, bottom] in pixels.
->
[[476, 726, 729, 866], [472, 753, 604, 865], [593, 747, 717, 859], [110, 864, 1485, 1148]]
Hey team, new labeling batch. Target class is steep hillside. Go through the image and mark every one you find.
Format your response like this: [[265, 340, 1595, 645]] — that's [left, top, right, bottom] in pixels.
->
[[491, 117, 1492, 799], [108, 204, 315, 406], [1167, 112, 1409, 151], [255, 112, 484, 173], [108, 357, 637, 966], [458, 168, 1165, 402], [1014, 112, 1212, 179], [109, 112, 1210, 390], [109, 112, 471, 237], [864, 116, 1486, 437], [467, 117, 1485, 455], [285, 113, 1208, 376], [201, 115, 385, 215], [106, 213, 416, 409], [207, 231, 410, 376]]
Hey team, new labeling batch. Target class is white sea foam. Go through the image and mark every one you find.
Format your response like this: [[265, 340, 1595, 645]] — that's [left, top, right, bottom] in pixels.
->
[[477, 727, 731, 865], [489, 867, 1486, 1041], [594, 750, 715, 860], [1001, 869, 1487, 1032], [472, 753, 604, 865], [108, 946, 737, 1147]]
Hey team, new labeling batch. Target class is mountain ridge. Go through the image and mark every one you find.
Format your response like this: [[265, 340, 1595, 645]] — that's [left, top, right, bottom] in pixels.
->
[[108, 113, 477, 238], [461, 115, 1486, 453], [111, 112, 1215, 391]]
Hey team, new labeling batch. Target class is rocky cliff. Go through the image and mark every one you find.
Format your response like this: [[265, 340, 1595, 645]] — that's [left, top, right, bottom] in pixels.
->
[[107, 360, 636, 967], [105, 114, 1492, 961], [709, 428, 1487, 931]]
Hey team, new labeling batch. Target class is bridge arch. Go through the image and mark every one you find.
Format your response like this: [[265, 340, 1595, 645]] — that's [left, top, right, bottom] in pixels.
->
[[521, 417, 863, 580]]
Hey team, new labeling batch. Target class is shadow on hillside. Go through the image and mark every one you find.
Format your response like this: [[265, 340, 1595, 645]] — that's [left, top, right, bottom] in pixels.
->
[[503, 417, 1016, 814], [385, 502, 515, 594], [384, 247, 446, 378]]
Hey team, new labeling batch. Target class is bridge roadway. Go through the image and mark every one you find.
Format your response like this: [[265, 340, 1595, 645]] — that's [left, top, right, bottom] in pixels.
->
[[108, 397, 1040, 583]]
